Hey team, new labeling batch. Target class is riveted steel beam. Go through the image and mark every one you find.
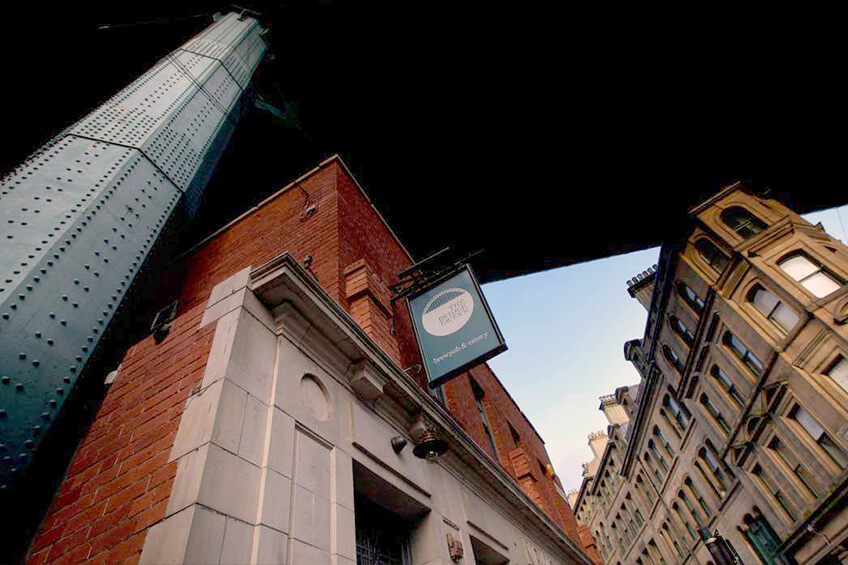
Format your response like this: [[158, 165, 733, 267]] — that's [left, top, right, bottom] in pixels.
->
[[0, 13, 266, 489]]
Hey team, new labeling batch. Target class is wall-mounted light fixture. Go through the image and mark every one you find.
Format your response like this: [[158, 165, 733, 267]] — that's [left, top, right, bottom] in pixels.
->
[[391, 436, 408, 454], [408, 413, 449, 463]]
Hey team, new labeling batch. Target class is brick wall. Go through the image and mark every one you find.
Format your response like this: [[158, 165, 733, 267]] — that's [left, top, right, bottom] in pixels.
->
[[28, 302, 215, 565], [445, 364, 583, 545]]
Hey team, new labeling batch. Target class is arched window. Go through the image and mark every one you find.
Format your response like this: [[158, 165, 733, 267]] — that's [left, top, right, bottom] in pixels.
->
[[684, 477, 712, 519], [672, 501, 696, 540], [748, 285, 800, 333], [648, 539, 668, 565], [635, 474, 655, 508], [752, 463, 796, 522], [669, 315, 695, 345], [779, 253, 842, 298], [653, 426, 675, 459], [739, 509, 783, 565], [660, 522, 683, 558], [723, 331, 764, 375], [645, 452, 664, 485], [677, 282, 705, 314], [696, 239, 730, 271], [697, 441, 731, 498], [721, 206, 768, 239], [663, 344, 685, 373], [649, 439, 670, 472], [711, 365, 745, 406], [700, 393, 731, 434], [663, 393, 690, 432]]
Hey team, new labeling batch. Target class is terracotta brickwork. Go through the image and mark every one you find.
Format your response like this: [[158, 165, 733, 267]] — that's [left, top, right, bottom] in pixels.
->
[[28, 302, 215, 565], [445, 364, 583, 545], [27, 157, 587, 562]]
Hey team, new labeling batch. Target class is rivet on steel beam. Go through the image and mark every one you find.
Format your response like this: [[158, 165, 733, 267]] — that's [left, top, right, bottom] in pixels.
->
[[56, 388, 64, 395], [60, 320, 67, 325], [33, 425, 42, 434], [32, 360, 40, 367], [18, 353, 26, 359], [34, 332, 41, 338], [1, 314, 8, 320], [41, 413, 50, 421], [69, 367, 77, 373], [61, 295, 68, 301], [14, 384, 23, 391], [25, 440, 34, 449], [47, 339, 54, 346], [0, 377, 9, 385], [0, 410, 6, 418], [49, 313, 55, 318]]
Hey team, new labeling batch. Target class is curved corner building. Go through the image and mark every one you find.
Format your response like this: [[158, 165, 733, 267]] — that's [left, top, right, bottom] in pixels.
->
[[0, 13, 266, 489]]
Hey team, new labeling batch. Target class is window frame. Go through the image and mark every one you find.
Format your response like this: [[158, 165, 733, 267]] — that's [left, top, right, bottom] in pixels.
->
[[779, 252, 843, 299], [695, 238, 730, 272], [723, 331, 765, 376], [677, 282, 706, 315], [747, 284, 801, 334], [720, 206, 768, 239]]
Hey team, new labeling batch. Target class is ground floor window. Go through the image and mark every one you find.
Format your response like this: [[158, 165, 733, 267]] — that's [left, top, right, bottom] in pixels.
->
[[355, 494, 411, 565]]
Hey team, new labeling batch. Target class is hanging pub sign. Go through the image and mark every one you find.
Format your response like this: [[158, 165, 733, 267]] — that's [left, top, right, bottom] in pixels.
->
[[407, 265, 507, 388]]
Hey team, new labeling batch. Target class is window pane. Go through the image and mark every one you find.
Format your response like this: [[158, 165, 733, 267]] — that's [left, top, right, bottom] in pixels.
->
[[828, 358, 848, 392], [802, 272, 841, 298], [781, 256, 818, 281], [752, 288, 779, 316], [794, 406, 824, 440], [727, 333, 747, 356], [772, 303, 800, 331]]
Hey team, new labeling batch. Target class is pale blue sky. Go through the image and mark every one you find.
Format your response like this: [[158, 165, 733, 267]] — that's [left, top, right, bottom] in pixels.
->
[[480, 205, 848, 493]]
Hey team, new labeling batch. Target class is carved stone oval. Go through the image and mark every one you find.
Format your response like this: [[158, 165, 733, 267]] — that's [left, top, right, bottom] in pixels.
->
[[301, 374, 331, 422]]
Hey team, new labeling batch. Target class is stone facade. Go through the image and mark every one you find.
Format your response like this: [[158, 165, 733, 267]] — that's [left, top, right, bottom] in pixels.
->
[[572, 183, 848, 565], [26, 156, 589, 564]]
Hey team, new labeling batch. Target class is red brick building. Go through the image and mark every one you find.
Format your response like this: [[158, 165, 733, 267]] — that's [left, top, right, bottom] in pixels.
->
[[27, 156, 591, 564]]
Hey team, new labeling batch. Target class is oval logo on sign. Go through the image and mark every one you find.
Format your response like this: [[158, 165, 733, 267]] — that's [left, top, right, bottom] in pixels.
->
[[421, 287, 474, 336]]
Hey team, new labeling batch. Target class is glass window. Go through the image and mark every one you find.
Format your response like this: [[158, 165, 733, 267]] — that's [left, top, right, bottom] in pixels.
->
[[790, 404, 848, 469], [827, 356, 848, 393], [677, 282, 705, 314], [711, 365, 745, 406], [663, 394, 690, 431], [471, 379, 499, 460], [696, 239, 730, 271], [701, 394, 732, 434], [753, 464, 796, 522], [780, 254, 842, 298], [653, 426, 675, 459], [670, 315, 695, 345], [721, 207, 768, 239], [723, 331, 764, 375], [767, 437, 818, 499], [749, 285, 800, 333], [663, 344, 685, 373]]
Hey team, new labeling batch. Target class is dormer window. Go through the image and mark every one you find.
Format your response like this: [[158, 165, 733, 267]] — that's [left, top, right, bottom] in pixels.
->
[[779, 253, 842, 298], [696, 239, 729, 272], [720, 206, 768, 239]]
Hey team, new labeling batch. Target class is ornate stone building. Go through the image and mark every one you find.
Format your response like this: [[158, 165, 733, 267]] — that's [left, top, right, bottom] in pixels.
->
[[571, 183, 848, 565]]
